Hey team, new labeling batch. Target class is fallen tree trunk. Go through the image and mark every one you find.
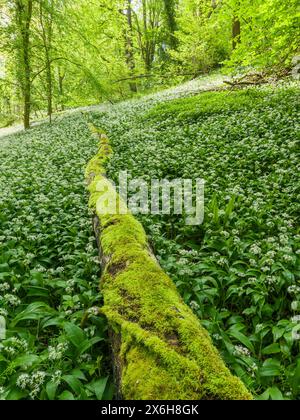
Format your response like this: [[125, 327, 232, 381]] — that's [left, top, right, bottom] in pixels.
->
[[224, 68, 291, 89], [86, 125, 252, 400]]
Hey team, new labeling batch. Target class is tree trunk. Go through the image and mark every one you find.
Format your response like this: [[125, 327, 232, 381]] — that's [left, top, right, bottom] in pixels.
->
[[23, 2, 32, 130], [46, 59, 53, 123], [16, 0, 33, 129], [125, 0, 137, 93], [85, 126, 253, 401], [40, 0, 54, 123], [232, 16, 241, 50], [58, 67, 65, 111], [163, 0, 178, 50], [141, 0, 152, 73]]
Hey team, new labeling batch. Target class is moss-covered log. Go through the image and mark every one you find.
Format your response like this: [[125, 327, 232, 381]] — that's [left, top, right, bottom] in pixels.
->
[[86, 126, 253, 400]]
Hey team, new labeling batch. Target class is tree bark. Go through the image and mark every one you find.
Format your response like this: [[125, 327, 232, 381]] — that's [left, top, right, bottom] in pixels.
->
[[163, 0, 178, 50], [58, 67, 65, 111], [40, 0, 54, 123], [125, 0, 137, 93], [85, 127, 253, 401], [232, 16, 241, 50], [16, 0, 33, 129]]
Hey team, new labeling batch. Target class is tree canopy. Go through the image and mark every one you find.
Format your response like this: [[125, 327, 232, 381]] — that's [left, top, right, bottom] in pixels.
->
[[0, 0, 299, 127]]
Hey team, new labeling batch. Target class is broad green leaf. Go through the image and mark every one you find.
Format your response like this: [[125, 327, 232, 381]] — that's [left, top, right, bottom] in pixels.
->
[[78, 337, 104, 355], [62, 375, 83, 395], [59, 391, 75, 400], [11, 354, 40, 369], [228, 328, 255, 354], [269, 387, 284, 400], [11, 302, 55, 326], [46, 381, 58, 400], [6, 388, 27, 401], [64, 322, 86, 348], [259, 359, 282, 377], [262, 343, 281, 355]]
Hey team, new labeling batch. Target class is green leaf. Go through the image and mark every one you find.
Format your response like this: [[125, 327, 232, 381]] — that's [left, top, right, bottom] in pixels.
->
[[11, 302, 55, 326], [78, 337, 104, 355], [11, 354, 40, 369], [64, 322, 86, 348], [59, 390, 75, 400], [87, 377, 109, 400], [42, 317, 64, 329], [6, 388, 27, 400], [257, 389, 270, 400], [70, 369, 87, 381], [269, 386, 284, 400], [290, 359, 300, 392], [224, 195, 236, 222], [243, 307, 257, 316], [259, 359, 282, 377], [26, 287, 49, 298], [262, 343, 281, 355], [46, 381, 58, 400], [228, 328, 255, 354], [62, 375, 83, 395]]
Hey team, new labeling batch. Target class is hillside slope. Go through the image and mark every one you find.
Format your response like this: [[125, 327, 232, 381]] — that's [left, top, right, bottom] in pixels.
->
[[88, 81, 300, 399], [0, 77, 299, 400]]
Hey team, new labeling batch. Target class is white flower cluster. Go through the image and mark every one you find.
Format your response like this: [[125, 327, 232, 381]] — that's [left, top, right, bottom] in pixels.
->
[[249, 244, 261, 255], [48, 342, 68, 361], [288, 285, 300, 295], [189, 301, 200, 311], [0, 294, 21, 307], [0, 112, 105, 397], [233, 345, 251, 357], [0, 283, 10, 292], [16, 371, 47, 399]]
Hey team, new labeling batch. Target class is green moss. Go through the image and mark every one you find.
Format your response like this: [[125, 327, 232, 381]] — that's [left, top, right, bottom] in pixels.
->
[[86, 125, 253, 400], [85, 126, 113, 180]]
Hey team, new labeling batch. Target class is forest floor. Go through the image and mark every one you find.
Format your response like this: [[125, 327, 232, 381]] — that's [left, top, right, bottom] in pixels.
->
[[89, 78, 299, 399], [0, 73, 225, 140], [0, 74, 299, 400]]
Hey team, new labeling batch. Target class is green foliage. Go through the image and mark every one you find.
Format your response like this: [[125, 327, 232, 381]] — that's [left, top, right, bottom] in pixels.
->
[[171, 0, 300, 74], [170, 0, 231, 74], [225, 0, 300, 69], [89, 80, 300, 399], [147, 89, 267, 120], [0, 115, 114, 400], [86, 133, 252, 400], [0, 113, 17, 128], [1, 0, 298, 128], [0, 48, 299, 400]]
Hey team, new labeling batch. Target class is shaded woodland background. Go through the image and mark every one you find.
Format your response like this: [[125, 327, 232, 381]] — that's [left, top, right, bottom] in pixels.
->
[[0, 0, 299, 128]]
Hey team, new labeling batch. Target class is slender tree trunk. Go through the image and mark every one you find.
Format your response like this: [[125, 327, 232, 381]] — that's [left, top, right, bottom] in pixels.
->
[[232, 14, 241, 50], [16, 0, 33, 129], [141, 0, 152, 73], [125, 0, 137, 93], [58, 67, 65, 111], [45, 58, 53, 122], [208, 0, 217, 18], [163, 0, 178, 50], [23, 3, 32, 130], [40, 0, 54, 123]]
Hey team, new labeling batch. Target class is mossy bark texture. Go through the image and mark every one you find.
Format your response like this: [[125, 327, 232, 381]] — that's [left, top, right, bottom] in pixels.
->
[[86, 126, 253, 401]]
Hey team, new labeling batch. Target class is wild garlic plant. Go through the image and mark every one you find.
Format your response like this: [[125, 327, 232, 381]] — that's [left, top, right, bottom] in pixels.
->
[[88, 83, 300, 399], [0, 115, 113, 400]]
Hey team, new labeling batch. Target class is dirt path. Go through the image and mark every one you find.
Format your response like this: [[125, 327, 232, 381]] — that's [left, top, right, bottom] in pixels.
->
[[0, 106, 105, 141], [0, 120, 45, 141], [0, 75, 226, 142], [0, 123, 25, 139]]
